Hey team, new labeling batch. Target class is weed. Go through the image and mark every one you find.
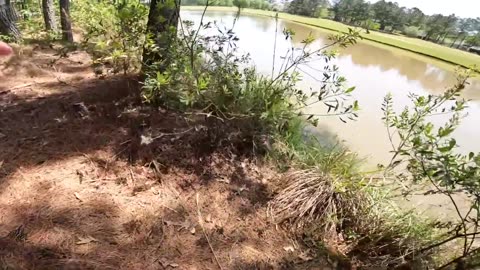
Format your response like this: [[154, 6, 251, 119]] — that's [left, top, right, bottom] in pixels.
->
[[72, 0, 148, 75]]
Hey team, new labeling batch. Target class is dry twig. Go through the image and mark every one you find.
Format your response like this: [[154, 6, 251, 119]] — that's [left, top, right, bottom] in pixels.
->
[[196, 193, 224, 270]]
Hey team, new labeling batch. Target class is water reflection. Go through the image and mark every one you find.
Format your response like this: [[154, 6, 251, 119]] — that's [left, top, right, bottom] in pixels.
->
[[281, 20, 480, 98], [254, 16, 272, 32]]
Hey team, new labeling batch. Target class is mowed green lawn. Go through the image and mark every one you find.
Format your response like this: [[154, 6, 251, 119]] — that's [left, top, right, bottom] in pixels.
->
[[182, 6, 480, 69]]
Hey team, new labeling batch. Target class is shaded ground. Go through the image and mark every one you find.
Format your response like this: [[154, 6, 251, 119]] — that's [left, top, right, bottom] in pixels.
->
[[0, 44, 339, 269]]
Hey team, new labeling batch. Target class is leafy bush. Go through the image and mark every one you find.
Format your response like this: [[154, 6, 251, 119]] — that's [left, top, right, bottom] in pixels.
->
[[465, 34, 480, 47], [270, 117, 360, 177], [17, 4, 44, 37], [72, 0, 148, 75], [233, 0, 250, 9], [248, 0, 270, 10], [216, 0, 234, 6], [142, 16, 360, 146], [315, 7, 330, 19], [383, 68, 480, 268], [402, 25, 422, 37], [364, 19, 380, 31]]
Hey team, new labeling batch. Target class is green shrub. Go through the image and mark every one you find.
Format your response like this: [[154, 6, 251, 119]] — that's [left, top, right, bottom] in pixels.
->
[[315, 7, 330, 19], [142, 18, 360, 145], [402, 25, 422, 37], [233, 0, 249, 9], [72, 0, 148, 75], [363, 19, 380, 31], [383, 68, 480, 268]]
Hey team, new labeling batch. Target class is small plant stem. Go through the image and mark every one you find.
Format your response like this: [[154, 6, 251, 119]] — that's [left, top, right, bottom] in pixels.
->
[[436, 246, 480, 270], [271, 13, 278, 78], [419, 160, 470, 256], [421, 232, 480, 253], [267, 36, 349, 90], [190, 0, 209, 79]]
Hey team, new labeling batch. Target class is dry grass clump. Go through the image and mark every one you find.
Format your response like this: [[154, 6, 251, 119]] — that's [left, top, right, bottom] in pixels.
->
[[268, 170, 365, 237], [268, 169, 436, 268]]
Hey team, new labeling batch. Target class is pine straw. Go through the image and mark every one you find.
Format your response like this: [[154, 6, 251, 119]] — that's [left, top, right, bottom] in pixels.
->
[[268, 169, 433, 268]]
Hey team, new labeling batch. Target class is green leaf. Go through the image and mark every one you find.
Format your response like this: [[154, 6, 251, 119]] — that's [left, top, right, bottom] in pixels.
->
[[449, 138, 457, 149], [391, 160, 402, 167], [412, 137, 421, 147], [438, 139, 456, 153], [424, 123, 433, 135], [345, 86, 356, 94], [438, 127, 454, 137], [353, 100, 359, 111], [301, 34, 315, 45], [438, 146, 451, 153]]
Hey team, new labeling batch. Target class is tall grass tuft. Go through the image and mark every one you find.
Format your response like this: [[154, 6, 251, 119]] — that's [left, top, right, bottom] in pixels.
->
[[270, 117, 360, 178], [268, 167, 439, 268]]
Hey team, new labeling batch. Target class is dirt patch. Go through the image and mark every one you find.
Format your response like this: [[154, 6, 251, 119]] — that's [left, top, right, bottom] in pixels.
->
[[0, 43, 337, 269]]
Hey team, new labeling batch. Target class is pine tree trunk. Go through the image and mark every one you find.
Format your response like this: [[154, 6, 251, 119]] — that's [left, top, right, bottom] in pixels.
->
[[441, 33, 448, 44], [333, 13, 341, 22], [379, 22, 386, 31], [142, 0, 181, 72], [0, 2, 21, 41], [42, 0, 56, 31], [450, 34, 460, 48], [59, 0, 73, 42], [457, 35, 467, 49]]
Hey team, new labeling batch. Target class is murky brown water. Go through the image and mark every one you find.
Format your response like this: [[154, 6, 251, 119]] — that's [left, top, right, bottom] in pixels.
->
[[182, 10, 480, 170]]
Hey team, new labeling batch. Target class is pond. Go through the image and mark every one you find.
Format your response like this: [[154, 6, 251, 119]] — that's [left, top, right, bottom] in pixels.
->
[[182, 10, 480, 170]]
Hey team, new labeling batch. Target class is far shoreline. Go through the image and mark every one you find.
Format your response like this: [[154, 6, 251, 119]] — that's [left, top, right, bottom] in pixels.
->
[[181, 6, 480, 71]]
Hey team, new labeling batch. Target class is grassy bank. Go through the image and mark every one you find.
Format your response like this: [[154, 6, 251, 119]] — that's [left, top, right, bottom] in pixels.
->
[[182, 6, 480, 69]]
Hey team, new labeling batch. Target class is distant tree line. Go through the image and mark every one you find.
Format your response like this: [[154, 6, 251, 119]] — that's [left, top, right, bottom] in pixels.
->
[[182, 0, 272, 11], [286, 0, 480, 49]]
